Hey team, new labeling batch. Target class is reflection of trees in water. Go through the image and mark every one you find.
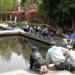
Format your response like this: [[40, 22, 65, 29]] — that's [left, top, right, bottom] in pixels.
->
[[22, 48, 31, 61], [40, 47, 48, 59], [17, 36, 31, 60], [0, 35, 49, 63], [0, 36, 23, 62], [17, 36, 31, 48], [17, 36, 49, 60], [0, 48, 11, 62], [18, 36, 49, 48], [0, 37, 14, 62], [0, 36, 30, 63]]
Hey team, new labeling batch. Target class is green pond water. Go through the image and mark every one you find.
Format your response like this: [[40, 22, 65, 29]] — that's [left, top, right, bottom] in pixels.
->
[[0, 35, 49, 73]]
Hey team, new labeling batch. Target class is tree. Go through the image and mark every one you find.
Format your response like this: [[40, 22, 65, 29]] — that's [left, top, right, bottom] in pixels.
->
[[0, 0, 13, 12], [39, 0, 75, 30], [21, 0, 42, 10], [39, 0, 61, 31], [0, 0, 14, 21]]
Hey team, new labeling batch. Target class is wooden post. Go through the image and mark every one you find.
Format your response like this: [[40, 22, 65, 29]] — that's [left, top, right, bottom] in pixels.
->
[[10, 14, 12, 21], [15, 16, 17, 22]]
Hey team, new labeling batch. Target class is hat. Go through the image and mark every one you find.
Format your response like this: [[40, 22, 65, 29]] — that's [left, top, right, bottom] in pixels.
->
[[31, 46, 38, 51]]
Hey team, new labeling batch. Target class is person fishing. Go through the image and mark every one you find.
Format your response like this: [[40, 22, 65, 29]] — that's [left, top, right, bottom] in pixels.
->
[[29, 45, 48, 74]]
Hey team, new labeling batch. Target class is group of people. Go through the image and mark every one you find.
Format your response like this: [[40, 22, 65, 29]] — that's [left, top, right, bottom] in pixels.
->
[[22, 22, 49, 39], [63, 31, 75, 49], [29, 35, 75, 74]]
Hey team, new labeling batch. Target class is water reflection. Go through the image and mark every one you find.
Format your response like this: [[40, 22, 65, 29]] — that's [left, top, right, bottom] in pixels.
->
[[0, 36, 49, 73], [18, 36, 49, 58]]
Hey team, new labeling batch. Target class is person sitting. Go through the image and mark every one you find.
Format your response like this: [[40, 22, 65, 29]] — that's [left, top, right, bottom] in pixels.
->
[[30, 45, 48, 74], [46, 45, 69, 70], [66, 48, 75, 72], [46, 45, 75, 72], [69, 32, 75, 49], [41, 27, 49, 39], [10, 22, 17, 28], [62, 38, 72, 48]]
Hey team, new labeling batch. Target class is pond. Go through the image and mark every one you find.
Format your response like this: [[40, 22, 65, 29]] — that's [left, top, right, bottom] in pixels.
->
[[0, 35, 49, 73]]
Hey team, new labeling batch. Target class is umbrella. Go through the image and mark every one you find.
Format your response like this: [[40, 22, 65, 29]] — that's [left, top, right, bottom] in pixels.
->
[[27, 8, 39, 14]]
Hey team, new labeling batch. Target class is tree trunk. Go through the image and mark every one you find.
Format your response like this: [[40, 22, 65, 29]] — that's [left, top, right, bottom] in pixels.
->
[[5, 14, 7, 21], [1, 14, 2, 21], [15, 16, 17, 22], [10, 14, 12, 21], [72, 16, 75, 30]]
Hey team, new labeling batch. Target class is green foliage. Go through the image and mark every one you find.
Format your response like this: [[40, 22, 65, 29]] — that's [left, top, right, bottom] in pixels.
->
[[39, 0, 75, 25], [21, 0, 42, 10], [0, 0, 13, 13]]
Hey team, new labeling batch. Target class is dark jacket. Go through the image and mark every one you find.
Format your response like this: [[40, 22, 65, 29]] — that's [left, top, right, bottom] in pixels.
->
[[30, 48, 46, 69]]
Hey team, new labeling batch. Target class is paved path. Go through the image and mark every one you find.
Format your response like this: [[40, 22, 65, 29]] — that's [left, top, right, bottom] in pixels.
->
[[0, 70, 38, 75], [0, 69, 74, 75]]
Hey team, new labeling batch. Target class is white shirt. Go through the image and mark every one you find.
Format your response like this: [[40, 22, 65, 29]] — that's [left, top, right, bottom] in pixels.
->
[[46, 46, 69, 65], [37, 26, 41, 30], [67, 50, 75, 67], [26, 25, 29, 28]]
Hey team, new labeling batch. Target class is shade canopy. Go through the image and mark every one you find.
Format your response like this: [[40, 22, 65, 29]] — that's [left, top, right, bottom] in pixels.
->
[[27, 8, 39, 14], [8, 10, 26, 16]]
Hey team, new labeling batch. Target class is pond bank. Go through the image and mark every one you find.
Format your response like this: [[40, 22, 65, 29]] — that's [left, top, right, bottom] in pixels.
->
[[0, 23, 53, 45]]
